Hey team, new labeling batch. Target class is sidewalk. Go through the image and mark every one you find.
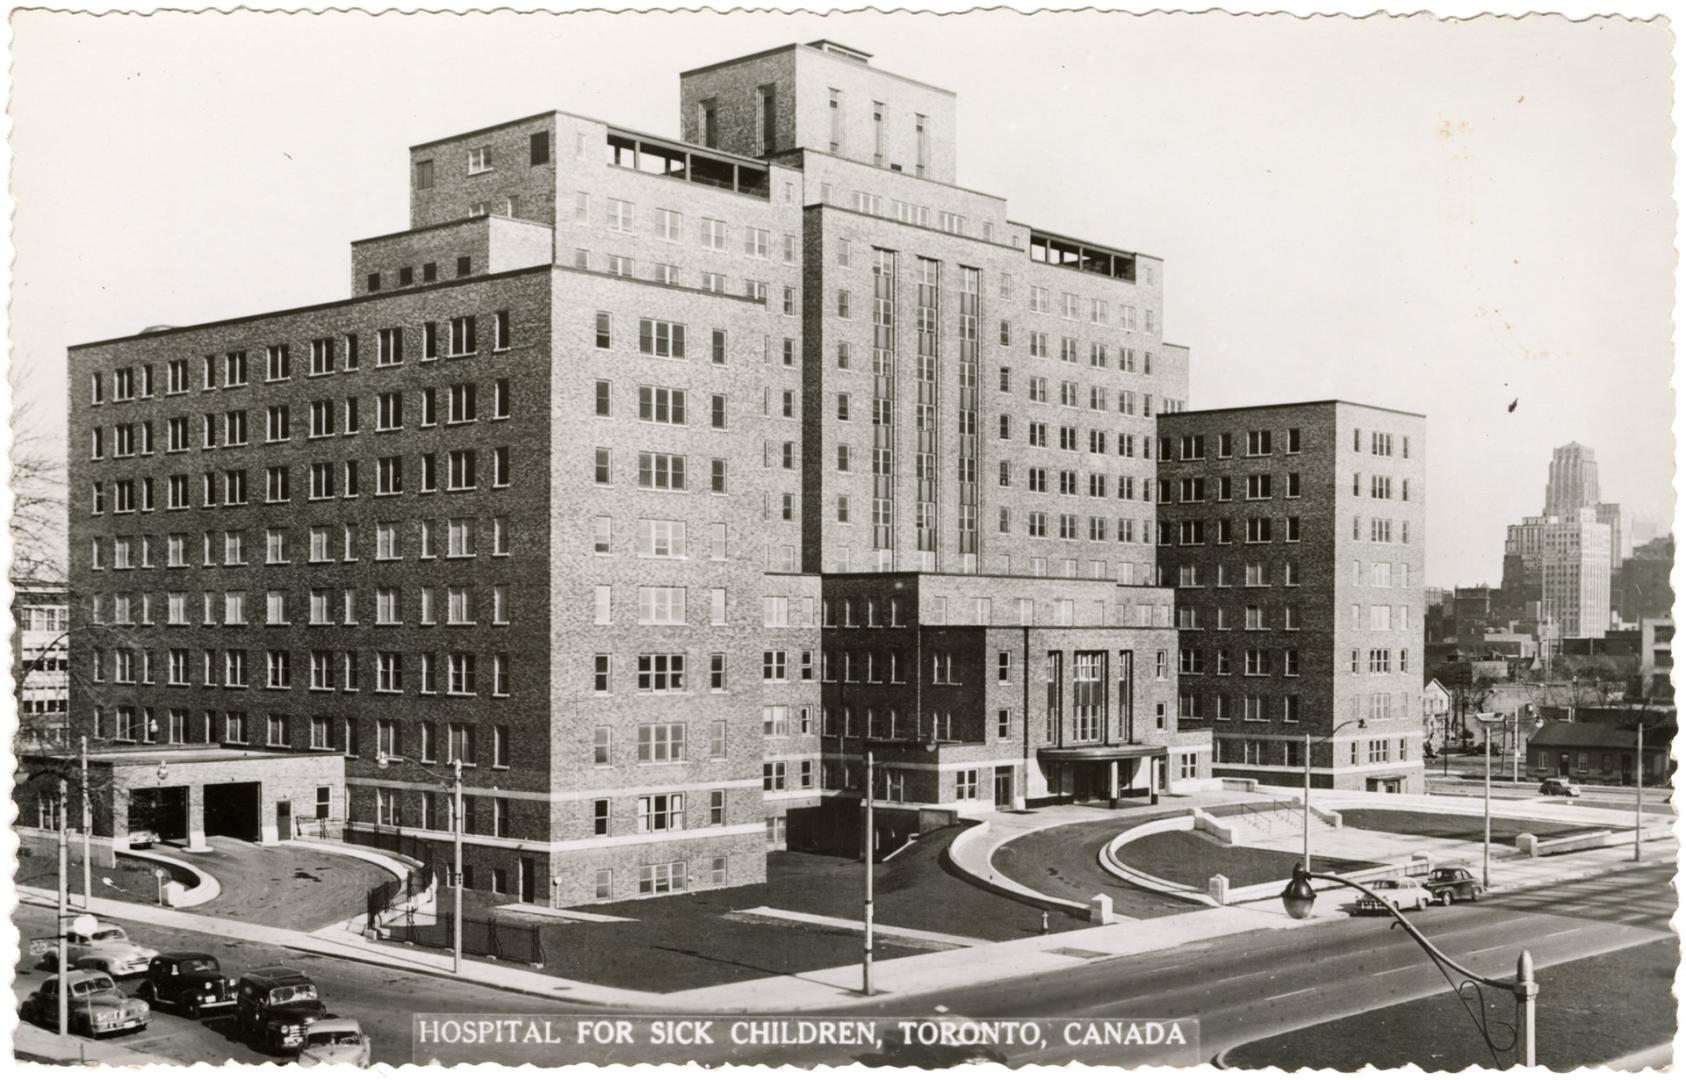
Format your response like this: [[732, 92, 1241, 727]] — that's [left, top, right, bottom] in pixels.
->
[[13, 1022, 189, 1065], [17, 824, 1673, 1015]]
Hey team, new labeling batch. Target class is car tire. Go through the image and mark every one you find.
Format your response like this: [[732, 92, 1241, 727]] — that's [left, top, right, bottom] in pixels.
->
[[186, 1000, 200, 1021], [1440, 892, 1453, 906]]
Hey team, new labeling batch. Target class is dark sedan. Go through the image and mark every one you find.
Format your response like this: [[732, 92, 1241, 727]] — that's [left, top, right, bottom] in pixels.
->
[[1423, 866, 1485, 905], [136, 951, 236, 1019]]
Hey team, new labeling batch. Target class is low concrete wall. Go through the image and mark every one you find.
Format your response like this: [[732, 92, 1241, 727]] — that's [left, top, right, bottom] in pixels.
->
[[1096, 816, 1220, 907], [941, 820, 1092, 918], [1191, 807, 1239, 845], [116, 848, 219, 908]]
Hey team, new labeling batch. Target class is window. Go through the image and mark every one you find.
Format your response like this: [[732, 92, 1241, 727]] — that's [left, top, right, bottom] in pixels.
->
[[637, 452, 686, 491], [639, 318, 685, 359], [637, 794, 684, 833], [637, 723, 686, 763], [637, 654, 686, 693]]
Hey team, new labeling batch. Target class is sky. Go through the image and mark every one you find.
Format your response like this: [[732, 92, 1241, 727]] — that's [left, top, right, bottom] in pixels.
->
[[10, 10, 1675, 586]]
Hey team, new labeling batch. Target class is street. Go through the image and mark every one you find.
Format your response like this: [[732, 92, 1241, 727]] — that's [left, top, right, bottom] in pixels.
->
[[15, 862, 1673, 1068], [11, 906, 607, 1066], [849, 862, 1675, 1067]]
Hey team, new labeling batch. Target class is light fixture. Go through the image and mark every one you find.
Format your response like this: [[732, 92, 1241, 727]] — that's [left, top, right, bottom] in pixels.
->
[[1280, 864, 1316, 920]]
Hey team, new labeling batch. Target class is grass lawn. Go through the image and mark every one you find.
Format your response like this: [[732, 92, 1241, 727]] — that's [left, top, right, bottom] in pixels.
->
[[1222, 943, 1676, 1070], [1113, 831, 1377, 889], [423, 828, 1088, 991], [15, 847, 183, 907], [1339, 809, 1597, 846]]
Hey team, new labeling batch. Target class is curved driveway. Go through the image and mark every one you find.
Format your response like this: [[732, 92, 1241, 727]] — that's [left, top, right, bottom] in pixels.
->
[[992, 818, 1206, 919]]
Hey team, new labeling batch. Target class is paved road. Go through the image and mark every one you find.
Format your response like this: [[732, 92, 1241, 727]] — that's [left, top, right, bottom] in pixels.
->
[[17, 863, 1673, 1068], [845, 862, 1675, 1066], [12, 905, 603, 1066]]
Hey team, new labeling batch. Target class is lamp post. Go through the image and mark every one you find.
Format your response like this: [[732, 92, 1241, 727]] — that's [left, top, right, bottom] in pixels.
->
[[57, 777, 69, 1037], [1634, 720, 1646, 862], [861, 748, 875, 996], [1302, 719, 1366, 873], [80, 737, 91, 908], [1474, 712, 1507, 888], [1281, 865, 1536, 1066], [375, 751, 463, 974]]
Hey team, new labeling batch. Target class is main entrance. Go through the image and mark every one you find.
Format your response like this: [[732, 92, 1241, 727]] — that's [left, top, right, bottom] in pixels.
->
[[203, 781, 262, 841]]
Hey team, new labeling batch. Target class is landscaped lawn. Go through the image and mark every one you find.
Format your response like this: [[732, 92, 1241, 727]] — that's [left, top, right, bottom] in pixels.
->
[[1339, 809, 1597, 846], [1113, 830, 1378, 889], [15, 846, 182, 907], [425, 827, 1083, 992]]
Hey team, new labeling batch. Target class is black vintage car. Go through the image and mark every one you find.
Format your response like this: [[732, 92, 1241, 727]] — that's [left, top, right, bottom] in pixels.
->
[[1423, 866, 1485, 905], [234, 966, 329, 1052], [136, 951, 235, 1019]]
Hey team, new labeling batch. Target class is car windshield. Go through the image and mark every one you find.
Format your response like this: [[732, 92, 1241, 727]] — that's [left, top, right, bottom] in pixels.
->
[[71, 975, 118, 997], [91, 929, 128, 943], [179, 958, 218, 974], [307, 1031, 363, 1047], [269, 985, 319, 1005]]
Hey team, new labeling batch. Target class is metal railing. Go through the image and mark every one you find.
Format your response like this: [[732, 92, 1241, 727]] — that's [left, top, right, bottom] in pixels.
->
[[387, 906, 545, 967]]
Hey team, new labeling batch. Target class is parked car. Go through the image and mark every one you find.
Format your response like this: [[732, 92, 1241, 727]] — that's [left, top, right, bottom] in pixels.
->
[[136, 951, 235, 1019], [127, 827, 161, 848], [1540, 778, 1583, 797], [21, 970, 151, 1037], [43, 921, 157, 977], [1355, 878, 1435, 914], [234, 967, 329, 1053], [296, 1018, 373, 1067], [1423, 866, 1485, 905]]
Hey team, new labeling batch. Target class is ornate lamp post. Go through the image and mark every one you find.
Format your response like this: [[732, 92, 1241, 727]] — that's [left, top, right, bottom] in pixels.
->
[[1281, 864, 1537, 1067]]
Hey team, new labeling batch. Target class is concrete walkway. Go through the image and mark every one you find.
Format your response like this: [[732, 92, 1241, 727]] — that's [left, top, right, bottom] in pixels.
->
[[730, 906, 991, 948], [17, 812, 1673, 1015]]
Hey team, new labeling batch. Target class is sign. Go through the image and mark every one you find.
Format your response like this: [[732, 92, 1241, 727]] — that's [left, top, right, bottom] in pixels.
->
[[153, 868, 167, 880], [28, 938, 52, 958]]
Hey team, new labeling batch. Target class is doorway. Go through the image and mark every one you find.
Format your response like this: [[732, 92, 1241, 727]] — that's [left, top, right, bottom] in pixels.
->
[[275, 800, 293, 842], [520, 857, 537, 904], [993, 766, 1014, 808], [203, 781, 262, 841]]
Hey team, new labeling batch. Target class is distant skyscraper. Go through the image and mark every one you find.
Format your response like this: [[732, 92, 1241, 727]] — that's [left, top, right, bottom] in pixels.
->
[[1544, 443, 1600, 518]]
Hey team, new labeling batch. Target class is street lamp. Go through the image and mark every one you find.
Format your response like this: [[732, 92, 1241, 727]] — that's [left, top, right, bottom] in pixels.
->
[[1280, 864, 1537, 1067], [1301, 719, 1365, 873], [1474, 712, 1508, 888], [375, 750, 463, 974]]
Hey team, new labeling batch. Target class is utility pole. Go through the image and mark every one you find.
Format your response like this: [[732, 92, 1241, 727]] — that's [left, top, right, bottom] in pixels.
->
[[1302, 732, 1312, 873], [57, 778, 70, 1037], [452, 759, 464, 975], [862, 750, 875, 996], [1634, 721, 1645, 861], [80, 737, 92, 907]]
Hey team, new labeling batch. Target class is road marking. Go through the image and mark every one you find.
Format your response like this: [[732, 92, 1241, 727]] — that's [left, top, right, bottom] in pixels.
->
[[1373, 965, 1417, 978], [1543, 927, 1581, 939], [1469, 944, 1511, 955], [1264, 987, 1317, 1002]]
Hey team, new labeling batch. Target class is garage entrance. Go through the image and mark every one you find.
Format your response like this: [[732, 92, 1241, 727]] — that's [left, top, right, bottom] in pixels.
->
[[203, 781, 262, 841], [130, 785, 190, 844]]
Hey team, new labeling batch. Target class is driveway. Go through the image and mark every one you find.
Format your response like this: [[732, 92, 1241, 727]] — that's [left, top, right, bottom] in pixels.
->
[[184, 839, 394, 930]]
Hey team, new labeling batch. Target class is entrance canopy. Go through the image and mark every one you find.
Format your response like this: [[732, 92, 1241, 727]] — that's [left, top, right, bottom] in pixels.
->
[[1037, 744, 1168, 763]]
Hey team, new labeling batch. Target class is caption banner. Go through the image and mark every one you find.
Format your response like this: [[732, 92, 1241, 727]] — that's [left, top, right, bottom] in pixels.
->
[[413, 1013, 1201, 1067]]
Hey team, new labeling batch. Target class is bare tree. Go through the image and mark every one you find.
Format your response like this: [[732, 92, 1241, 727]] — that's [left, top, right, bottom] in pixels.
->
[[11, 375, 68, 583]]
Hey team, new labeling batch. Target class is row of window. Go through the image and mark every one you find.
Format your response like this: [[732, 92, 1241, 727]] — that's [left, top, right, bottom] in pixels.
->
[[588, 586, 816, 630], [89, 448, 513, 513], [1161, 473, 1303, 503], [1215, 735, 1415, 765], [365, 256, 475, 293], [92, 704, 508, 764], [1176, 560, 1306, 589], [86, 583, 511, 629], [91, 647, 511, 696], [89, 381, 513, 461], [86, 314, 513, 403], [414, 130, 550, 188], [87, 517, 511, 572], [1157, 516, 1305, 545]]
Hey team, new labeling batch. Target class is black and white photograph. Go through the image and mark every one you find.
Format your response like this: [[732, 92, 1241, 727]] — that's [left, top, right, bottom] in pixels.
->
[[4, 4, 1679, 1071]]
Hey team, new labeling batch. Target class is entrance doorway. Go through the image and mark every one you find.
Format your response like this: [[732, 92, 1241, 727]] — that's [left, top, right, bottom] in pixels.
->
[[275, 800, 293, 842], [993, 766, 1014, 808], [520, 857, 537, 904], [203, 781, 262, 841], [1366, 777, 1403, 794]]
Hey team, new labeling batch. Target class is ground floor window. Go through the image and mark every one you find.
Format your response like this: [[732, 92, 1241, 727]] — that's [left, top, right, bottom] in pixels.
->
[[709, 855, 728, 886], [765, 816, 786, 849], [594, 868, 613, 900], [955, 768, 979, 801], [491, 867, 508, 894], [1178, 753, 1198, 780], [639, 860, 685, 895]]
